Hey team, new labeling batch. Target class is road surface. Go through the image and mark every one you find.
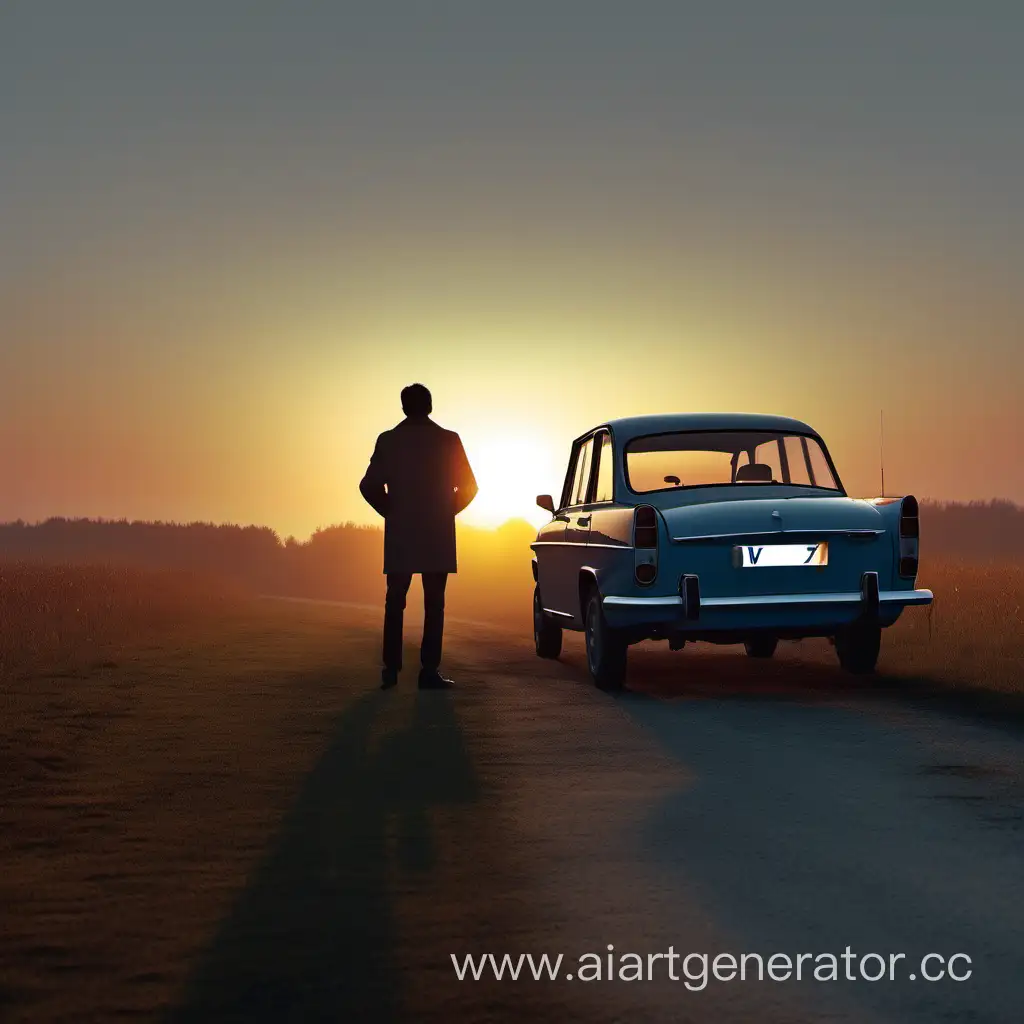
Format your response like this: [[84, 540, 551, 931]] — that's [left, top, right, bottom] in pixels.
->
[[171, 601, 1023, 1023]]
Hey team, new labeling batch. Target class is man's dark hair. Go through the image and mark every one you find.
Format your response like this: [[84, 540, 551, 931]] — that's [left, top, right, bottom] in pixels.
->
[[401, 383, 432, 417]]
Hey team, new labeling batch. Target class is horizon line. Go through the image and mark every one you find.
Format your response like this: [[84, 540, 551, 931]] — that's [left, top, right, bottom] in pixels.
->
[[1, 497, 1022, 544]]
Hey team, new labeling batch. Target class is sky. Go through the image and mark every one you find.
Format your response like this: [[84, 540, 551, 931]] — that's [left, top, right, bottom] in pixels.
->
[[1, 2, 1022, 537]]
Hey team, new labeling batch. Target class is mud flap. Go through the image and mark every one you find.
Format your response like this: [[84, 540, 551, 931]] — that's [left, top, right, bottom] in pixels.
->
[[680, 574, 701, 621], [860, 571, 880, 621]]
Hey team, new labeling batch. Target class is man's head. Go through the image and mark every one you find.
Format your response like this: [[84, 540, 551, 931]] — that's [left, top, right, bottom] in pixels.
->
[[401, 383, 432, 418]]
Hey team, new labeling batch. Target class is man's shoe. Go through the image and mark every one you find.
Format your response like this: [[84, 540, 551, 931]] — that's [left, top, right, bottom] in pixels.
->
[[381, 668, 399, 690], [418, 670, 454, 690]]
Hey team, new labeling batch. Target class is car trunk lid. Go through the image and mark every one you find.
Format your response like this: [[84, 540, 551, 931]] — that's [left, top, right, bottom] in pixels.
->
[[661, 496, 892, 596]]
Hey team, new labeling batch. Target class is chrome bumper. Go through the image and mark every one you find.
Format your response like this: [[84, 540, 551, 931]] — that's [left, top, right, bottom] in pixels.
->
[[604, 588, 933, 610]]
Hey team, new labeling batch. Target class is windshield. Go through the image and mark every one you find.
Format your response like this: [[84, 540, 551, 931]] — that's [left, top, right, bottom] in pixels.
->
[[624, 430, 842, 494]]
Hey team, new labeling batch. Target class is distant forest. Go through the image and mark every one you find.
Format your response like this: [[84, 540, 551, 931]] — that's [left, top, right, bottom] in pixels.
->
[[0, 515, 538, 606], [0, 501, 1019, 603]]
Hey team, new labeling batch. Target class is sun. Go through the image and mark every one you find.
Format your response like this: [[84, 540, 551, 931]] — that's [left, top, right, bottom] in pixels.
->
[[461, 431, 564, 529]]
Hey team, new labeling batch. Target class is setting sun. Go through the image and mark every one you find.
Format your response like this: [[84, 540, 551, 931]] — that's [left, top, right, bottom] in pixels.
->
[[461, 432, 566, 529]]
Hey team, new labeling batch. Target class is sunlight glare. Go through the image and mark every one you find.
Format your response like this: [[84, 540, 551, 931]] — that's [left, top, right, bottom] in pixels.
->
[[461, 432, 564, 529]]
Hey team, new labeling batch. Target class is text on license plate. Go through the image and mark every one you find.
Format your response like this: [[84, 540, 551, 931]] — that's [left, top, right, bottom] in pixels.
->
[[734, 542, 828, 567]]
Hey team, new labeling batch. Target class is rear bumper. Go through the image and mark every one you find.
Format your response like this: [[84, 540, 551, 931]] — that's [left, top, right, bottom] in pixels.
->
[[602, 584, 933, 633]]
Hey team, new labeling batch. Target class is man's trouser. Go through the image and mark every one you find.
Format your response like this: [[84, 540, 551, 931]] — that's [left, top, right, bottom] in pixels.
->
[[383, 572, 448, 672]]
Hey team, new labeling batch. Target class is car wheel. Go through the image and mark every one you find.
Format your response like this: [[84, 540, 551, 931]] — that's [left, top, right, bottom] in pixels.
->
[[533, 586, 562, 659], [584, 589, 627, 691], [744, 636, 778, 659], [834, 620, 881, 674]]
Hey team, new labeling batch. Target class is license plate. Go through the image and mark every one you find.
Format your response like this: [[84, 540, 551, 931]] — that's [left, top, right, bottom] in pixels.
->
[[734, 542, 828, 567]]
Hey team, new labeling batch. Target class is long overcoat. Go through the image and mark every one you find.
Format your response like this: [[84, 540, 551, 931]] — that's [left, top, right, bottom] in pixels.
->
[[359, 417, 477, 574]]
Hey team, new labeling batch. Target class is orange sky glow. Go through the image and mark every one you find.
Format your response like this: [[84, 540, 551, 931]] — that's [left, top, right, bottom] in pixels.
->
[[3, 275, 1021, 540]]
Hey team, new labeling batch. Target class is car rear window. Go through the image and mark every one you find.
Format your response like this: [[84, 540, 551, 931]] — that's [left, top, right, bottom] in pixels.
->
[[624, 430, 842, 494]]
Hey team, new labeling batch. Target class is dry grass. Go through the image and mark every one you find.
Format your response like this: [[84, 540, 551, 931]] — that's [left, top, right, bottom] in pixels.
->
[[0, 574, 377, 1023], [0, 563, 246, 682], [852, 559, 1022, 694]]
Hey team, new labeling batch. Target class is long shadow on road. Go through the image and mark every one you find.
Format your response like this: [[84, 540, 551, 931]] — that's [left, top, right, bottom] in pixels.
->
[[167, 687, 478, 1024]]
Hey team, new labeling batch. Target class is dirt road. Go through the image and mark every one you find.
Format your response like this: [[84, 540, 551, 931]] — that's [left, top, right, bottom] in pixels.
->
[[4, 599, 1022, 1022]]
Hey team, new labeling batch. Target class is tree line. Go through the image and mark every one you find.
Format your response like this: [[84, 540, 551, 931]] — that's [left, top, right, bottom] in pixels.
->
[[0, 500, 1019, 601], [0, 516, 539, 605]]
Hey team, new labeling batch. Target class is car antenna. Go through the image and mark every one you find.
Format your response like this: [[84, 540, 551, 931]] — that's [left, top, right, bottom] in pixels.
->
[[879, 409, 885, 497]]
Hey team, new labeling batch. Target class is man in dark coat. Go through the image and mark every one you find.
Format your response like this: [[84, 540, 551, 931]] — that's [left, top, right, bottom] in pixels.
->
[[359, 384, 478, 689]]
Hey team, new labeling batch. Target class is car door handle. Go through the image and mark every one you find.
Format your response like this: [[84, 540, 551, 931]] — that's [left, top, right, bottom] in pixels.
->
[[577, 515, 592, 526]]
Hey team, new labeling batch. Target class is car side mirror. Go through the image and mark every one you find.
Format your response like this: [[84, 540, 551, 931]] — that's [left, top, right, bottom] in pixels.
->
[[536, 494, 555, 514]]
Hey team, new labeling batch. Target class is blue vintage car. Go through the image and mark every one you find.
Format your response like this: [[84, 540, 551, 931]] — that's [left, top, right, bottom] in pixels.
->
[[531, 413, 933, 689]]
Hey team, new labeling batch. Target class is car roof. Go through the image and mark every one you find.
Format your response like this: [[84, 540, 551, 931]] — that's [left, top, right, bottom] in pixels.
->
[[589, 412, 819, 445]]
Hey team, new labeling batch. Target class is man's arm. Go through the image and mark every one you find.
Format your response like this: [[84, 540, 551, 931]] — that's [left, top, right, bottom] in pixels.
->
[[451, 434, 478, 515], [359, 435, 390, 518]]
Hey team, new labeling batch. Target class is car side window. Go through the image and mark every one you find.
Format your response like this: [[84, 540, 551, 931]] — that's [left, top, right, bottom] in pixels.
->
[[571, 437, 595, 506], [560, 442, 581, 508], [561, 443, 582, 508], [593, 432, 614, 502], [805, 438, 834, 488], [784, 435, 813, 486], [559, 452, 575, 509]]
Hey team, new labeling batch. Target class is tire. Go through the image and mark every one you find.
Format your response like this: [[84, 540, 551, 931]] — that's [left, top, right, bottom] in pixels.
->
[[744, 636, 778, 659], [834, 620, 881, 674], [533, 586, 562, 659], [584, 589, 627, 691]]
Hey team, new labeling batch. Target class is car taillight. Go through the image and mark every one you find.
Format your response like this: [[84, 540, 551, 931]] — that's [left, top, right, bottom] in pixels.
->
[[898, 495, 919, 578], [635, 563, 657, 584], [634, 505, 658, 585], [634, 506, 658, 548], [899, 495, 919, 538]]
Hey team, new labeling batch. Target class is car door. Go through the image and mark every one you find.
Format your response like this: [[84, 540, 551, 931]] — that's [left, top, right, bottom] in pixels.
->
[[535, 441, 580, 618], [562, 434, 597, 622], [536, 435, 594, 619], [580, 427, 629, 582]]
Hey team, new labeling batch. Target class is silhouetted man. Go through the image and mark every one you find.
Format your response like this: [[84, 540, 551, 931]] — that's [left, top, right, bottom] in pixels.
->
[[359, 384, 478, 690]]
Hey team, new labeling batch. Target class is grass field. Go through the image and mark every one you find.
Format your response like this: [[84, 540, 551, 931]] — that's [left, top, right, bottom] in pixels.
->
[[812, 558, 1024, 696], [0, 564, 247, 682], [1, 571, 382, 1022]]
